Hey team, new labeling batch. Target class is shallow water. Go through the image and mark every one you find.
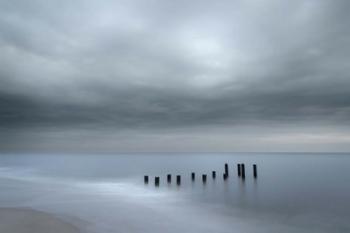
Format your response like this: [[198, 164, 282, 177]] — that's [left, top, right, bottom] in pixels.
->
[[0, 153, 349, 233]]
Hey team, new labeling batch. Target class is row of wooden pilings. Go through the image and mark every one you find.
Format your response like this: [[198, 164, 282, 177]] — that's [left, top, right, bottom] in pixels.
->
[[144, 163, 258, 186]]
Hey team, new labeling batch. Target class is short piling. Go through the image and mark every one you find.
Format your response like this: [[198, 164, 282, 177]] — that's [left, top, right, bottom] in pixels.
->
[[253, 164, 257, 178], [225, 163, 229, 176], [144, 175, 149, 184], [191, 172, 195, 181], [223, 173, 228, 180], [202, 174, 207, 183], [176, 175, 181, 185], [167, 174, 172, 183], [212, 171, 216, 179], [237, 164, 241, 177], [241, 163, 245, 179], [155, 176, 160, 186]]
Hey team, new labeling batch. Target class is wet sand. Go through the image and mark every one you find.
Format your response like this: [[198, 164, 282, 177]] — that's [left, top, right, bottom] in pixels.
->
[[0, 208, 82, 233]]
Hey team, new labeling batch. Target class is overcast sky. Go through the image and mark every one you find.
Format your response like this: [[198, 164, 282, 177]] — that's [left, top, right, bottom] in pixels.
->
[[1, 0, 350, 153]]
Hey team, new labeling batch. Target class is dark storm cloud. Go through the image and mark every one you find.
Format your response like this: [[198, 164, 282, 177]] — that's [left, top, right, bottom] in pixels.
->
[[1, 0, 350, 151]]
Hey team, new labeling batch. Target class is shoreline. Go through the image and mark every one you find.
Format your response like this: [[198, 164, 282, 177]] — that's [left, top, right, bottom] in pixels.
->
[[0, 207, 83, 233]]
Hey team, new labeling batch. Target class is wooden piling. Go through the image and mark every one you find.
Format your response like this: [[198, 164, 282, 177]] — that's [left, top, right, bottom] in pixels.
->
[[176, 175, 181, 185], [253, 164, 257, 178], [212, 171, 216, 179], [241, 163, 245, 179], [202, 174, 207, 183], [225, 163, 229, 176], [237, 164, 241, 177], [223, 173, 228, 180], [191, 172, 195, 181], [155, 176, 160, 186], [144, 175, 149, 184], [167, 174, 171, 183]]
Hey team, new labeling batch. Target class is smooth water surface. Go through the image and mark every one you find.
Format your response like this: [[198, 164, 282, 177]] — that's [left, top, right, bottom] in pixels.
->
[[0, 153, 349, 233]]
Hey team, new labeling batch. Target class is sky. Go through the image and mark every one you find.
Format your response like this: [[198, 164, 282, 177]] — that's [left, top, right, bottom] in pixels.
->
[[1, 0, 350, 153]]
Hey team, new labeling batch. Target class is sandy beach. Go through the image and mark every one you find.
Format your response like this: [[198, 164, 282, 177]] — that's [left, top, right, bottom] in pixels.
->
[[0, 208, 82, 233]]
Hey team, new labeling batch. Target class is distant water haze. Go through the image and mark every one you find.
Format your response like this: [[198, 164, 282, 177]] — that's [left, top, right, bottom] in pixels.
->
[[0, 153, 349, 233]]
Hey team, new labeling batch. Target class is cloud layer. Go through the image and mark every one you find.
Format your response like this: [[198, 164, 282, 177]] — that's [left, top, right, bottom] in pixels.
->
[[1, 0, 350, 152]]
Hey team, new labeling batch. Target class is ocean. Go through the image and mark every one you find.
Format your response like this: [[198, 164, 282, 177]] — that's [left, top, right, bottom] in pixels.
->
[[0, 153, 349, 233]]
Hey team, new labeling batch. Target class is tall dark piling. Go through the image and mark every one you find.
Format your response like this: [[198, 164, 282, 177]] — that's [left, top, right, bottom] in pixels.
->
[[225, 163, 229, 176], [144, 175, 149, 184], [191, 172, 195, 181], [212, 171, 216, 179], [202, 174, 207, 183], [241, 163, 245, 179], [176, 175, 181, 185], [155, 176, 160, 186], [167, 174, 172, 183], [253, 164, 257, 178], [237, 164, 241, 177]]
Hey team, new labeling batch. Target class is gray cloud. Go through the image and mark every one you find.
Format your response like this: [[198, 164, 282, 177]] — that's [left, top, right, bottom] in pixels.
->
[[1, 0, 350, 152]]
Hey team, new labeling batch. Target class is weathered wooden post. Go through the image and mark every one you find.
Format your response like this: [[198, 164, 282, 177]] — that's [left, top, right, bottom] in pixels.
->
[[144, 175, 149, 184], [176, 175, 181, 185], [241, 163, 245, 179], [191, 172, 195, 181], [202, 174, 207, 183], [167, 174, 171, 183], [253, 164, 257, 178], [223, 173, 228, 180], [212, 171, 216, 179], [225, 163, 229, 176], [155, 176, 160, 186], [237, 164, 241, 177]]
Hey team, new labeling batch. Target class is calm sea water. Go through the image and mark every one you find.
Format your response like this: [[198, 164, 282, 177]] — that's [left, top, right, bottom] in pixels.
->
[[0, 153, 349, 233]]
